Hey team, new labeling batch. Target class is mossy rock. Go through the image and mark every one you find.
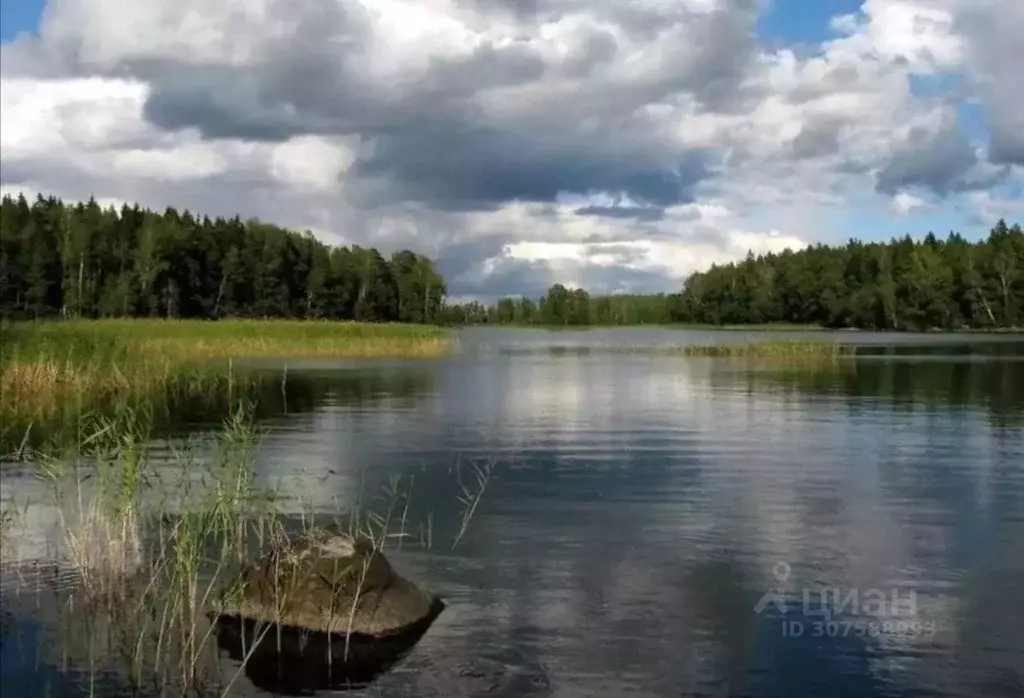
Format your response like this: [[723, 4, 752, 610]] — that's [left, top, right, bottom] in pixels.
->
[[214, 529, 442, 637]]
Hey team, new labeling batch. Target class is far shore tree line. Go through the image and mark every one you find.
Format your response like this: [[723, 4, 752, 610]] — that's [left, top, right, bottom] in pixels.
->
[[0, 194, 445, 323], [444, 221, 1024, 331], [2, 193, 1021, 331]]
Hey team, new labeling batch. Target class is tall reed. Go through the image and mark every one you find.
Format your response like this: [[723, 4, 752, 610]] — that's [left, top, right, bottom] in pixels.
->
[[4, 390, 495, 697], [0, 319, 452, 455]]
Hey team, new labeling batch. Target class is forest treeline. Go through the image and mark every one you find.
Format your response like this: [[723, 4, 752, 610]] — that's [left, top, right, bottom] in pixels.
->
[[445, 221, 1024, 330], [2, 193, 1021, 331], [0, 194, 446, 322]]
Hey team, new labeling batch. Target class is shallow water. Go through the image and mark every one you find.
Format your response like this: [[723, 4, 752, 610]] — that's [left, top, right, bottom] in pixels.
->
[[2, 327, 1024, 697]]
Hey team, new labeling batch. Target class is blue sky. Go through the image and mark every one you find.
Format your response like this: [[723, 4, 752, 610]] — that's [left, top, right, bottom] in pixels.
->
[[0, 0, 44, 42], [757, 0, 864, 46], [756, 1, 991, 243]]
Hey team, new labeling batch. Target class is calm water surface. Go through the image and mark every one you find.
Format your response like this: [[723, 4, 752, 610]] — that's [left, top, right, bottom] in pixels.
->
[[2, 328, 1024, 697]]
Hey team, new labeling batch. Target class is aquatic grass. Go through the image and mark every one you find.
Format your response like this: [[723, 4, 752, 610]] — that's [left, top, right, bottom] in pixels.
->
[[676, 340, 856, 359], [34, 406, 156, 602], [0, 504, 19, 566], [492, 340, 856, 359], [451, 456, 496, 551], [21, 401, 285, 694], [0, 319, 452, 454], [666, 322, 824, 331], [4, 390, 498, 697]]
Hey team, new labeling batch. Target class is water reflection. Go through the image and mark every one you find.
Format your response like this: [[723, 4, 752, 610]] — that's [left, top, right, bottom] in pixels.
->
[[213, 604, 445, 696], [3, 331, 1024, 697], [2, 364, 437, 456], [164, 364, 437, 435], [716, 357, 1024, 425]]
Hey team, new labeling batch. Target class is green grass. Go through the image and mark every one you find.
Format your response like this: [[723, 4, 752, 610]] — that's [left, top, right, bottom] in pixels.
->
[[0, 319, 452, 453]]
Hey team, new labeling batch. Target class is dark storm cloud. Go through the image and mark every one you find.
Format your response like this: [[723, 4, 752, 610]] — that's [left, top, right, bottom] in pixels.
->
[[679, 1, 761, 111], [875, 122, 980, 197], [135, 0, 381, 141], [141, 72, 317, 142], [986, 112, 1024, 168], [351, 122, 712, 209], [2, 0, 767, 216], [561, 29, 618, 77], [684, 224, 743, 249], [135, 6, 612, 143], [0, 161, 40, 188], [790, 121, 842, 160], [574, 206, 665, 221], [461, 0, 547, 20], [434, 238, 510, 281], [576, 264, 683, 295], [989, 131, 1024, 169], [134, 33, 712, 211], [136, 21, 618, 144], [7, 0, 1020, 217], [424, 41, 549, 95], [953, 3, 1024, 168], [435, 240, 555, 300]]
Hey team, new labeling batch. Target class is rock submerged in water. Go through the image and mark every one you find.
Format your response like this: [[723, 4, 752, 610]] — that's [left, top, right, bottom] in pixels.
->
[[211, 529, 444, 692]]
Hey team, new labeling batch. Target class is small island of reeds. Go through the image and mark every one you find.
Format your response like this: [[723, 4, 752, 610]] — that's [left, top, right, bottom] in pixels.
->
[[676, 340, 856, 358], [495, 339, 856, 359]]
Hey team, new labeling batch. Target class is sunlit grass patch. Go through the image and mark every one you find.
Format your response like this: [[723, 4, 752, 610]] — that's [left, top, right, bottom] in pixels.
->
[[0, 319, 452, 454]]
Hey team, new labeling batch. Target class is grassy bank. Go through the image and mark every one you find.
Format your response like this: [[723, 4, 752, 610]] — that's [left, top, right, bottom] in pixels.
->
[[0, 319, 451, 453]]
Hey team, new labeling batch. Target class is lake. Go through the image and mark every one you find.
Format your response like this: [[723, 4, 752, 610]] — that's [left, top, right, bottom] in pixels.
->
[[2, 327, 1023, 697]]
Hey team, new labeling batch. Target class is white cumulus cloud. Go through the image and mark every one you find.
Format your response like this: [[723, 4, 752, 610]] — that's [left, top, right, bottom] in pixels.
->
[[0, 0, 1020, 299]]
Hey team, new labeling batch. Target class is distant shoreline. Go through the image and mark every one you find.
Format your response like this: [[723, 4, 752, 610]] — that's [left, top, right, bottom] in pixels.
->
[[448, 323, 1024, 334]]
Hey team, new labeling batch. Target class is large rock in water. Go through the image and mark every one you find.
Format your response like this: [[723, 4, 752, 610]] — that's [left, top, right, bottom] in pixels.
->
[[211, 529, 444, 691]]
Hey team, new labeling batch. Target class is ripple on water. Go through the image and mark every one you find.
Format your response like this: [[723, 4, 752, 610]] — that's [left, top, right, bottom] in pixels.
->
[[2, 333, 1024, 697]]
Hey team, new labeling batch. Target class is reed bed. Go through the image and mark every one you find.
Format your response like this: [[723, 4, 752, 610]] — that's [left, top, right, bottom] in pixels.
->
[[1, 399, 494, 697], [492, 340, 856, 359], [0, 319, 452, 452], [676, 340, 856, 358], [668, 322, 824, 331]]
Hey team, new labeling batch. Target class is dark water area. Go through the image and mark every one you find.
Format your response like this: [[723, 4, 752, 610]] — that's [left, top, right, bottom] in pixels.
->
[[2, 328, 1023, 697]]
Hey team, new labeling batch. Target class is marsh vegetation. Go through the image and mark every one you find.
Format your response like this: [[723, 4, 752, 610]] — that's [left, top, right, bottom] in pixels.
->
[[675, 340, 855, 358], [0, 398, 495, 696], [0, 319, 451, 453], [493, 339, 855, 360]]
